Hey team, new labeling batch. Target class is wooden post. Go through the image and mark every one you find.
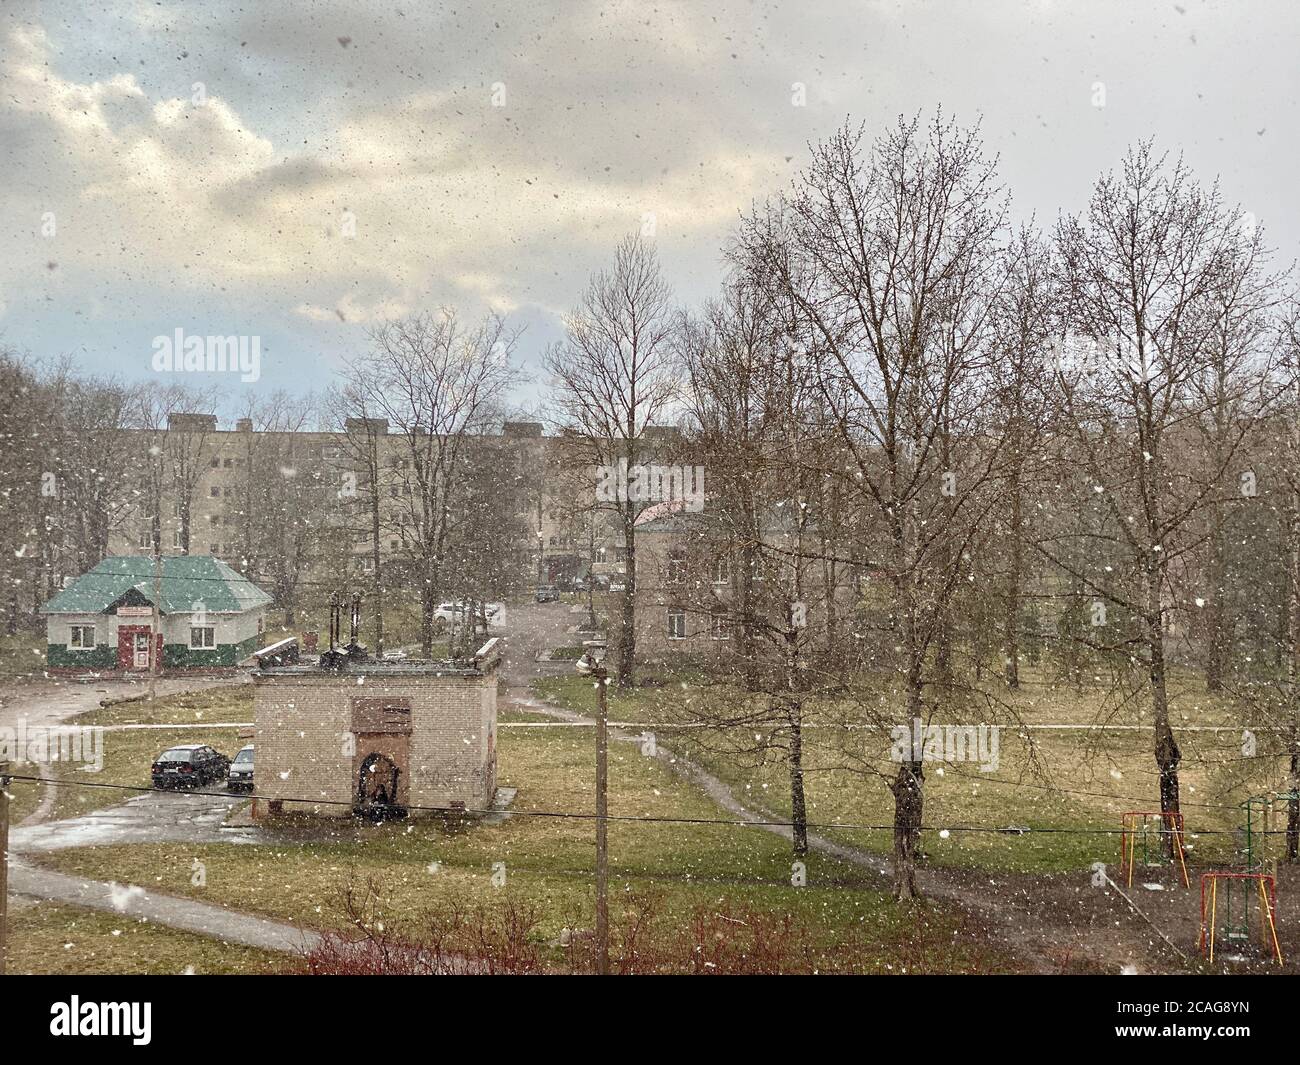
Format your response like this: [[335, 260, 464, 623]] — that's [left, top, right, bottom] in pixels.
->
[[0, 759, 10, 975], [594, 665, 609, 976]]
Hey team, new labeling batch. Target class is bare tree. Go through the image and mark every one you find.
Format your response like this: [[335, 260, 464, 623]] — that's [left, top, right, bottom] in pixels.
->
[[234, 392, 329, 626], [739, 113, 1011, 899], [129, 384, 219, 555], [545, 234, 679, 686], [1047, 142, 1279, 843], [344, 310, 519, 656]]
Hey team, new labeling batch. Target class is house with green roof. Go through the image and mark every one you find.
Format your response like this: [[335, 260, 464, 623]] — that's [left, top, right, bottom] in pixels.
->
[[41, 556, 272, 674]]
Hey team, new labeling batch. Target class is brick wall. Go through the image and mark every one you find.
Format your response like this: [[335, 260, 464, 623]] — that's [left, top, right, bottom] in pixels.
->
[[252, 667, 497, 816]]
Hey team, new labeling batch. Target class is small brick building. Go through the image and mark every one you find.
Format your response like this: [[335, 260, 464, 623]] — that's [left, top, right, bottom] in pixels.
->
[[250, 639, 500, 817]]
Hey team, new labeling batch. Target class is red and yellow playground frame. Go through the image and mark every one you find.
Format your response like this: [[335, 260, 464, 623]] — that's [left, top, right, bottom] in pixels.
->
[[1119, 810, 1189, 889], [1198, 872, 1283, 966]]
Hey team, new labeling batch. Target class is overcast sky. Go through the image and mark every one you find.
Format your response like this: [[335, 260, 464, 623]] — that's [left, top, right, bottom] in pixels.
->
[[2, 0, 1296, 416]]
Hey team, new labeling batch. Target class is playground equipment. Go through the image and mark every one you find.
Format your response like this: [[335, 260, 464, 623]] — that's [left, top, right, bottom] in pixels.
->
[[1240, 790, 1299, 871], [1119, 810, 1189, 888], [1197, 872, 1283, 965]]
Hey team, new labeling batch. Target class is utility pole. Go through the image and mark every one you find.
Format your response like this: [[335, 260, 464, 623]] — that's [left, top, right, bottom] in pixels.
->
[[594, 659, 609, 976], [149, 545, 162, 702], [1, 759, 10, 975], [576, 641, 609, 975]]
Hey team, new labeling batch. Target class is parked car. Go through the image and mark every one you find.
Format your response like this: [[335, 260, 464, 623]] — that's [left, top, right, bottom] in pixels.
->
[[151, 744, 229, 789], [434, 599, 503, 623], [227, 744, 254, 791], [535, 585, 560, 603]]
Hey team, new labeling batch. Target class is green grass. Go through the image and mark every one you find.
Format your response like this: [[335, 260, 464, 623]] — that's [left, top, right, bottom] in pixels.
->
[[88, 684, 254, 727], [4, 903, 281, 975], [532, 668, 1289, 876], [38, 688, 1007, 972], [5, 776, 45, 824]]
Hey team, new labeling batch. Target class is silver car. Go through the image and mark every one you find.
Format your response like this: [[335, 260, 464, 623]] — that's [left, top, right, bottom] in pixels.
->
[[227, 744, 254, 791]]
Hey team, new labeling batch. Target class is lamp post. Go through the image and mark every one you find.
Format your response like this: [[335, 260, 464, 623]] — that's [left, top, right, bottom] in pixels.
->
[[537, 530, 545, 586], [576, 640, 608, 974]]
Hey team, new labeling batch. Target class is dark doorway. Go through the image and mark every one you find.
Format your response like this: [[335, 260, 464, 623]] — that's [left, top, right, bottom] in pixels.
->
[[355, 751, 405, 820]]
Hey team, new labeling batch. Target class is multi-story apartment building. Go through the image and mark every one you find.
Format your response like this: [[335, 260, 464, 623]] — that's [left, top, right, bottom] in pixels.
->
[[102, 415, 587, 597]]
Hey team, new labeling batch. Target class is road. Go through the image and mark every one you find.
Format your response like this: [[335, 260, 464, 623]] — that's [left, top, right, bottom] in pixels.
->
[[0, 674, 247, 733]]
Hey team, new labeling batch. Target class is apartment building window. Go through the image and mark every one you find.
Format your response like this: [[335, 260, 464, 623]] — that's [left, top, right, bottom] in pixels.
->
[[209, 543, 220, 554], [190, 626, 216, 650], [667, 609, 686, 640], [710, 611, 732, 641], [137, 530, 152, 549], [210, 486, 221, 497], [594, 546, 607, 563], [711, 556, 730, 585], [172, 530, 183, 548], [666, 548, 687, 584], [69, 624, 96, 649], [210, 457, 220, 468]]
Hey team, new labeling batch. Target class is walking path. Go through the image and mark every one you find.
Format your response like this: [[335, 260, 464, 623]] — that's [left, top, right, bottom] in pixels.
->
[[8, 859, 319, 954]]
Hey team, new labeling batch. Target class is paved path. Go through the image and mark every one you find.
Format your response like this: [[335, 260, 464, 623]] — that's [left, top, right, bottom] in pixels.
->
[[12, 790, 258, 853], [9, 859, 320, 954], [4, 674, 312, 958], [0, 675, 248, 733]]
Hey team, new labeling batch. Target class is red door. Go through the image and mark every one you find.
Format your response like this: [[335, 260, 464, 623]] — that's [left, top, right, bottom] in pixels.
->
[[117, 626, 160, 671]]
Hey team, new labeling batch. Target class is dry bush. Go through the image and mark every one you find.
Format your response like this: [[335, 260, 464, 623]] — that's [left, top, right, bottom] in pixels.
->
[[295, 876, 543, 975]]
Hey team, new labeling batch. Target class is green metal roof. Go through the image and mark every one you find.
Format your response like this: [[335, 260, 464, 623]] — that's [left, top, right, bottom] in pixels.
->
[[41, 556, 272, 615]]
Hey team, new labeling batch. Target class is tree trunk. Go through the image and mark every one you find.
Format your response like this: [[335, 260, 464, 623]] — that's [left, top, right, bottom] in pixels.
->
[[738, 530, 759, 692], [891, 759, 924, 901], [420, 574, 436, 658], [788, 702, 808, 857], [1287, 737, 1299, 863], [1147, 590, 1182, 857], [616, 518, 636, 686], [1205, 500, 1227, 692], [1004, 477, 1022, 689], [371, 489, 384, 656]]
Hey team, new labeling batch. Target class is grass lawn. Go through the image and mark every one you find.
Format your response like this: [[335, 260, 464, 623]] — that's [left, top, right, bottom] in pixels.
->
[[5, 776, 45, 824], [4, 902, 281, 975], [37, 687, 1007, 973], [86, 684, 254, 727], [532, 668, 1290, 876]]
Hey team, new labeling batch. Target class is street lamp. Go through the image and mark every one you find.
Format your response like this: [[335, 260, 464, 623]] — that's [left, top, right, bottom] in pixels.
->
[[575, 639, 609, 975]]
